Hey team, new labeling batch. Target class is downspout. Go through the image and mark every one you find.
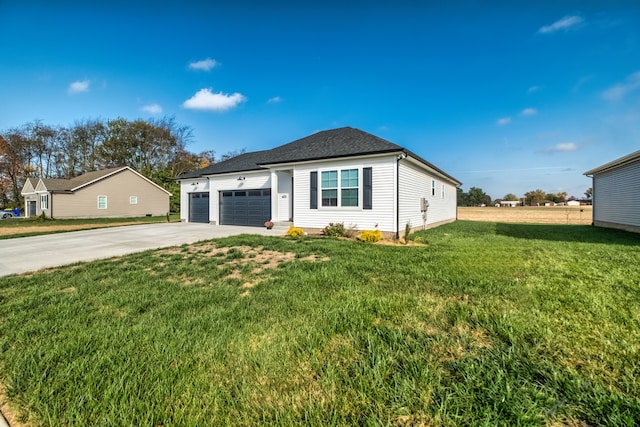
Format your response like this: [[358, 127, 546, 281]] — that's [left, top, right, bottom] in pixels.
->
[[396, 152, 407, 239]]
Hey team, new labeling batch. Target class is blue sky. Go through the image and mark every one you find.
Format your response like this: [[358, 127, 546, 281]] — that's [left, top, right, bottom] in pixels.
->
[[1, 0, 639, 199]]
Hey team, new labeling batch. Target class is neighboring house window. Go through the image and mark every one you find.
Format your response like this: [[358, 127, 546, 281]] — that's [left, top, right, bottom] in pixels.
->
[[431, 180, 436, 196], [320, 169, 359, 207], [441, 183, 445, 199], [98, 195, 107, 209], [130, 196, 138, 205], [40, 194, 48, 210]]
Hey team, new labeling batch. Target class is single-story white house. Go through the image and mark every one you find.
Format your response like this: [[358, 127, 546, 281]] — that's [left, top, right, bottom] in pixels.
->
[[500, 200, 521, 207], [21, 166, 171, 219], [584, 149, 640, 233], [178, 127, 461, 236]]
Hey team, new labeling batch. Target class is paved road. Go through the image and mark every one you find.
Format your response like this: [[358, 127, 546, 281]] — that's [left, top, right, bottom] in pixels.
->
[[0, 223, 287, 277]]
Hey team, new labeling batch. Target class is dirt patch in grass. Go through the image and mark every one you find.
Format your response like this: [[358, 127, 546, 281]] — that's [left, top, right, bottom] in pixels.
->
[[158, 243, 330, 293], [0, 384, 27, 427], [458, 206, 592, 224]]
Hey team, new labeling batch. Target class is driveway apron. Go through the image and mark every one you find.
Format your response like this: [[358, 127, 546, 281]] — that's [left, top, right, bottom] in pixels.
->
[[0, 223, 286, 277]]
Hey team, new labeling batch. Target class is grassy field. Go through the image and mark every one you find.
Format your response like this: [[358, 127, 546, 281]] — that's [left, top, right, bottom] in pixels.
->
[[0, 214, 180, 239], [458, 206, 592, 224], [0, 221, 639, 426]]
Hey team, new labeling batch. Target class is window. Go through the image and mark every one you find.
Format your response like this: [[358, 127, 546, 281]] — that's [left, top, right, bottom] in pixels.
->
[[320, 169, 359, 207], [40, 194, 48, 210], [130, 196, 138, 205], [341, 169, 359, 206], [321, 170, 338, 206], [431, 180, 436, 196], [98, 195, 107, 209], [441, 184, 445, 199]]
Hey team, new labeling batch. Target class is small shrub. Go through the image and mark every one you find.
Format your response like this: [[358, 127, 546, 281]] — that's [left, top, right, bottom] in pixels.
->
[[413, 236, 427, 244], [358, 229, 382, 243], [322, 222, 346, 237], [344, 223, 359, 238], [286, 226, 305, 237], [404, 222, 412, 243]]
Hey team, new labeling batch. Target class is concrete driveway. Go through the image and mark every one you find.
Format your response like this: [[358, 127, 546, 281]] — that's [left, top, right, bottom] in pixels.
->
[[0, 222, 287, 277]]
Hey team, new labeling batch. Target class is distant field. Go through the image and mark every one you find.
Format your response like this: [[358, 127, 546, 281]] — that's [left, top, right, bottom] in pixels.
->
[[458, 206, 592, 224]]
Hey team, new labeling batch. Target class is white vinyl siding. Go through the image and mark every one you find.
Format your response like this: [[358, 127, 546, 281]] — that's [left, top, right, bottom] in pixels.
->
[[294, 156, 396, 232], [399, 160, 457, 230], [592, 159, 640, 229]]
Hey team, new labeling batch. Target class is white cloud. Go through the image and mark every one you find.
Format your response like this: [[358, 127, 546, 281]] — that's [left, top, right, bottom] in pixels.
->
[[142, 104, 162, 114], [68, 80, 90, 94], [538, 15, 584, 34], [527, 85, 541, 93], [602, 71, 640, 101], [521, 108, 538, 116], [182, 88, 246, 112], [546, 142, 578, 153], [496, 117, 511, 126], [188, 58, 217, 71], [267, 96, 282, 104]]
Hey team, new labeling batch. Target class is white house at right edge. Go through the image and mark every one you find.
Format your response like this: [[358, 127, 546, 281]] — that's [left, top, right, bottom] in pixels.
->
[[178, 127, 462, 237], [584, 149, 640, 234]]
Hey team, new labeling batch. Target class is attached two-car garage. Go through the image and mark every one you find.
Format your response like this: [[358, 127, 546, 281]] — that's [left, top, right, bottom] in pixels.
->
[[188, 189, 272, 226]]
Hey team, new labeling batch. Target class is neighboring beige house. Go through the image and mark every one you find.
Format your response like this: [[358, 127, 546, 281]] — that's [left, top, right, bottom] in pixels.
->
[[21, 167, 171, 219]]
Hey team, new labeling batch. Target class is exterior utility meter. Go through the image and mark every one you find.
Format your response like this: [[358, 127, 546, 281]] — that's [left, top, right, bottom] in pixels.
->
[[420, 198, 429, 212]]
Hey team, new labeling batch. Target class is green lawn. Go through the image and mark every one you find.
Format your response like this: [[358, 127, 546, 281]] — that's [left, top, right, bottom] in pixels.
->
[[0, 221, 638, 426]]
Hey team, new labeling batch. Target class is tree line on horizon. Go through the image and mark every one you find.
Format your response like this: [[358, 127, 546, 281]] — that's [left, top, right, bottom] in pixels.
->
[[0, 117, 237, 212], [457, 187, 593, 207]]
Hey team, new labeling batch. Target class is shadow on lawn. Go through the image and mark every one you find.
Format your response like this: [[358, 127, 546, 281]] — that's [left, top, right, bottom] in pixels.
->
[[495, 223, 640, 246]]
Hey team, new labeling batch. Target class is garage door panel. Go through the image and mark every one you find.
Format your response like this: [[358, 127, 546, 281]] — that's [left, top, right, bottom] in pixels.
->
[[219, 189, 271, 227], [189, 193, 210, 223]]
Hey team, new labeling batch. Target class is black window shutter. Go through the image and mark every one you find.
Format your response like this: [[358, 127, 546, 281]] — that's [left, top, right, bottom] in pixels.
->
[[310, 171, 318, 209], [363, 167, 372, 210]]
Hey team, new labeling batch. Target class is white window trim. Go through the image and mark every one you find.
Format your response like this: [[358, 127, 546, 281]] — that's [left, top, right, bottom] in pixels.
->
[[97, 195, 108, 209], [319, 167, 362, 209], [40, 194, 49, 210], [130, 196, 138, 205], [431, 180, 436, 197], [441, 183, 445, 199]]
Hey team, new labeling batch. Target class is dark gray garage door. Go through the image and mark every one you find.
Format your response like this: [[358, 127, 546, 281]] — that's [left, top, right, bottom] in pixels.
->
[[220, 189, 271, 227], [189, 192, 210, 223]]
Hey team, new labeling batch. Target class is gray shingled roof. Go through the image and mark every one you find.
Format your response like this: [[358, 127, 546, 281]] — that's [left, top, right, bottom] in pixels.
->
[[178, 150, 270, 179], [179, 127, 402, 179], [178, 127, 461, 185], [261, 127, 403, 164]]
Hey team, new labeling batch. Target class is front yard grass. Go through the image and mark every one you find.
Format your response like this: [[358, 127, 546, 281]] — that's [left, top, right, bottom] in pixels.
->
[[0, 221, 639, 426]]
